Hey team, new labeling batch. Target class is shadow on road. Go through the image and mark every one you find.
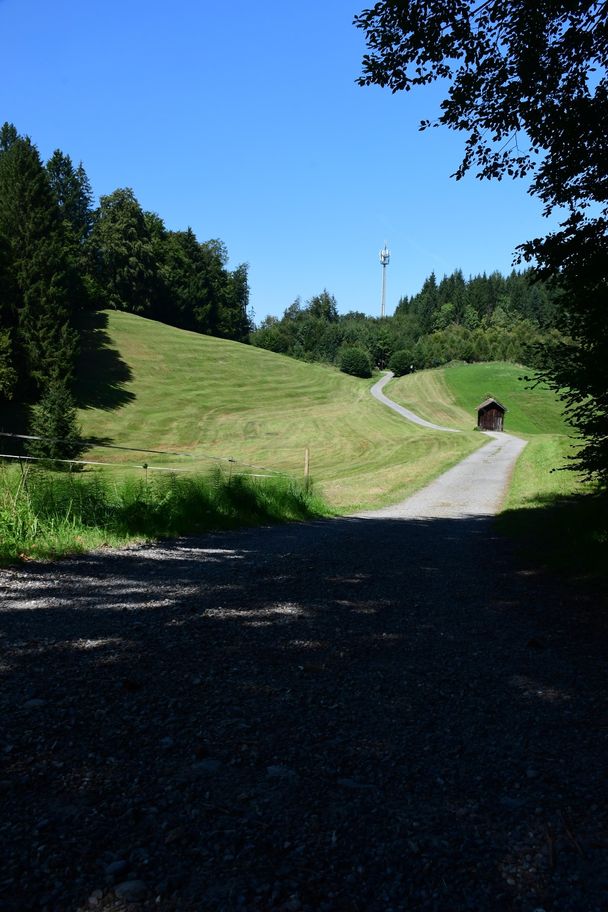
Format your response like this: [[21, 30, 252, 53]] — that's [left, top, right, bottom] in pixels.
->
[[1, 514, 607, 911]]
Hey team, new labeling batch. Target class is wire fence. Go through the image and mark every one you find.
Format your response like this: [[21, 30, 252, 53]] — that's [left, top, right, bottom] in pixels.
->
[[0, 430, 292, 480]]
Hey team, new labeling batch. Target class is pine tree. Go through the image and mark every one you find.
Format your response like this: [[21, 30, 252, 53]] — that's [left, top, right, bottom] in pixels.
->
[[46, 150, 94, 242], [0, 125, 78, 393], [91, 187, 157, 314], [26, 380, 84, 466]]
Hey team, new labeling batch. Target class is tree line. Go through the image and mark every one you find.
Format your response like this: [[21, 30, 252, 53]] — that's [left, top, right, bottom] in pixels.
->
[[0, 123, 251, 459], [251, 270, 562, 377]]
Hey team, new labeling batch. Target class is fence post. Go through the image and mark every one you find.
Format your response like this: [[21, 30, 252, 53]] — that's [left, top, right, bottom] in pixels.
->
[[304, 447, 310, 492]]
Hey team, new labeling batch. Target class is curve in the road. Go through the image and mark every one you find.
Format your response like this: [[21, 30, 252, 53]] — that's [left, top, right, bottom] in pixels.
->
[[355, 431, 527, 520], [366, 371, 528, 519], [370, 371, 460, 432]]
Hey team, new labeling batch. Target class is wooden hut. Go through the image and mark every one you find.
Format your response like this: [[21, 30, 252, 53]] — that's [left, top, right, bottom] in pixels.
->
[[477, 397, 507, 432]]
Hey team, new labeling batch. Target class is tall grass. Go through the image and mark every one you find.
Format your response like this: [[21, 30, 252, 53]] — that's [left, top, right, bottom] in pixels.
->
[[0, 465, 329, 564]]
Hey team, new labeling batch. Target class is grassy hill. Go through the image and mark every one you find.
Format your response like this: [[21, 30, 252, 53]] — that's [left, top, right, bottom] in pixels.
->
[[75, 312, 483, 511], [386, 362, 570, 435], [387, 361, 584, 511]]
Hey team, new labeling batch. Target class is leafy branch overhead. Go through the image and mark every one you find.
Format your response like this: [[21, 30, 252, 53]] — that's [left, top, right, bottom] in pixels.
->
[[355, 1, 608, 209], [355, 1, 608, 488]]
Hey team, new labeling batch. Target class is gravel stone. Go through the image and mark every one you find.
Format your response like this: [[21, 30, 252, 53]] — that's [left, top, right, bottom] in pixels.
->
[[114, 880, 147, 902], [1, 421, 607, 911]]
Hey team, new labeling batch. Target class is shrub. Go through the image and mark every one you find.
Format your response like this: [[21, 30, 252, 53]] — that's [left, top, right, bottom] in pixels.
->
[[339, 346, 372, 378], [388, 349, 415, 376]]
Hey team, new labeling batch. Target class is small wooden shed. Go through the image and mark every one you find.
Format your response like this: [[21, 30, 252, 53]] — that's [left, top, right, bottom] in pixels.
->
[[477, 397, 507, 432]]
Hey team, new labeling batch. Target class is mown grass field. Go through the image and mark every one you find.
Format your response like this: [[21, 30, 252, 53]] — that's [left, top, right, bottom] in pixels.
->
[[387, 361, 571, 435], [387, 361, 582, 509], [74, 312, 484, 511]]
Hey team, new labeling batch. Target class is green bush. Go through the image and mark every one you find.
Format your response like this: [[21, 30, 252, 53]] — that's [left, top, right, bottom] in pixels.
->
[[388, 349, 415, 376], [339, 346, 372, 378]]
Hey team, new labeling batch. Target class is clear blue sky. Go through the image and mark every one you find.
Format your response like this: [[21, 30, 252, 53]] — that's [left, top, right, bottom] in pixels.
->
[[1, 0, 550, 322]]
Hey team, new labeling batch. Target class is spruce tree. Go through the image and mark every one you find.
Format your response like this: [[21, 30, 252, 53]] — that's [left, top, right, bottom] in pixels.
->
[[219, 263, 251, 342], [26, 380, 84, 466], [0, 125, 79, 393], [91, 187, 157, 314], [46, 150, 94, 242], [0, 329, 17, 400]]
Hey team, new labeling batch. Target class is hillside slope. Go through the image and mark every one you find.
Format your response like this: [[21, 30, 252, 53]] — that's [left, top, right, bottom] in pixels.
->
[[387, 362, 570, 435], [387, 362, 584, 512], [75, 312, 482, 510]]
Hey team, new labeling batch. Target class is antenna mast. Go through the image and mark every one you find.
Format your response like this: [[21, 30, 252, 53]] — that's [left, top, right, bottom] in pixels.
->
[[379, 243, 390, 318]]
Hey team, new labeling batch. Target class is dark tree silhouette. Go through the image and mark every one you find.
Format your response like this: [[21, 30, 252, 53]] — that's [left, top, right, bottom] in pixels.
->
[[355, 1, 608, 486]]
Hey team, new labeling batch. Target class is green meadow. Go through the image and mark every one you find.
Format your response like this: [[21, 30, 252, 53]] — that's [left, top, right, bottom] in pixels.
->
[[75, 311, 483, 512], [386, 361, 582, 510], [386, 361, 571, 435], [4, 318, 602, 570]]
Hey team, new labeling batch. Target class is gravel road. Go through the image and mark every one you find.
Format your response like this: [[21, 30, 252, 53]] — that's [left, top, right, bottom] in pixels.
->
[[1, 413, 606, 911], [356, 432, 528, 520], [370, 372, 460, 432]]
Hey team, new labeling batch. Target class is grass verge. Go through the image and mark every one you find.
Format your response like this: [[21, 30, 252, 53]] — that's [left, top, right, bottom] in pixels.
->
[[497, 436, 607, 585], [0, 466, 330, 565]]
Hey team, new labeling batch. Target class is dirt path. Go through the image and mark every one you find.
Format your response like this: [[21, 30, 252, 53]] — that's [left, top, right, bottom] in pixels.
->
[[356, 432, 527, 520], [370, 371, 460, 432], [1, 501, 607, 910], [0, 380, 603, 912]]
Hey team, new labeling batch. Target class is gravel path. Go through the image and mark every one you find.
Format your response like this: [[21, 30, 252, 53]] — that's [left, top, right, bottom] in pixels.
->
[[356, 432, 528, 520], [1, 426, 606, 910], [370, 372, 460, 432]]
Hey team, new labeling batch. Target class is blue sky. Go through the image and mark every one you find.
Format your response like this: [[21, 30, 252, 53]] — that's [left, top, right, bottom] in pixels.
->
[[1, 0, 550, 322]]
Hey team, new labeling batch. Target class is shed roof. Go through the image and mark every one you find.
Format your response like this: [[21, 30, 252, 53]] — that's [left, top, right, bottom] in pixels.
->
[[477, 397, 507, 412]]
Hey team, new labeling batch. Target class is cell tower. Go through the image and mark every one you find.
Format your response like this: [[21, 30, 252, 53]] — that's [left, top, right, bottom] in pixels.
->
[[379, 243, 390, 318]]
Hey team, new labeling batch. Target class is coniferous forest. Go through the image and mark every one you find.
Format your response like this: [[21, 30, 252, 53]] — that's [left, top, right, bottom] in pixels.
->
[[0, 123, 251, 453]]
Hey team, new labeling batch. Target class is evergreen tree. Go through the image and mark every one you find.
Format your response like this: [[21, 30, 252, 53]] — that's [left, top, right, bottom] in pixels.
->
[[0, 125, 78, 392], [46, 150, 96, 312], [26, 380, 85, 466], [46, 151, 94, 241], [306, 290, 338, 323], [415, 272, 438, 333], [158, 228, 204, 330], [92, 187, 157, 314], [0, 123, 18, 154], [0, 329, 17, 400], [219, 262, 251, 342], [192, 238, 228, 334]]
